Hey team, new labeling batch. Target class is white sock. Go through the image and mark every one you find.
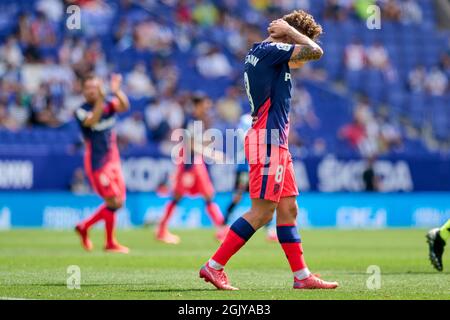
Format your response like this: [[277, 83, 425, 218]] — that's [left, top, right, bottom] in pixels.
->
[[294, 268, 311, 280], [208, 259, 224, 270]]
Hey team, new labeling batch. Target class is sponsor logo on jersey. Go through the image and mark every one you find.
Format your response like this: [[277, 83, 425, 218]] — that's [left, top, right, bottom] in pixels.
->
[[285, 72, 291, 81], [273, 43, 293, 51]]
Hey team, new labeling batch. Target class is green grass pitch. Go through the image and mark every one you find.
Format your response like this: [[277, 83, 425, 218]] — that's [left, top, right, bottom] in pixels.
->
[[0, 228, 448, 300]]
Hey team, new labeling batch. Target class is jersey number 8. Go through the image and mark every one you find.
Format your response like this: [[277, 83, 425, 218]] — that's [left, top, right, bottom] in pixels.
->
[[275, 165, 284, 183], [244, 72, 255, 113]]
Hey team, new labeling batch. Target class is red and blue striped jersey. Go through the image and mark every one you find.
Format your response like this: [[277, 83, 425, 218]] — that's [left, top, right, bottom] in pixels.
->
[[75, 99, 119, 170], [244, 41, 295, 149]]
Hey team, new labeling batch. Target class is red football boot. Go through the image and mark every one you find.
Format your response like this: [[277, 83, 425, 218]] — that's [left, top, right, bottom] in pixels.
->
[[75, 225, 93, 251], [293, 274, 339, 289], [199, 264, 239, 291]]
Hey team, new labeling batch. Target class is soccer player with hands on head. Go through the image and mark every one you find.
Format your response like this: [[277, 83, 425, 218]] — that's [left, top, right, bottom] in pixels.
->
[[200, 10, 339, 290]]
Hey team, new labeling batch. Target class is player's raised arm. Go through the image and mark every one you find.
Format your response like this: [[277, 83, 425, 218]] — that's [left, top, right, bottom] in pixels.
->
[[110, 73, 130, 113], [268, 12, 323, 69]]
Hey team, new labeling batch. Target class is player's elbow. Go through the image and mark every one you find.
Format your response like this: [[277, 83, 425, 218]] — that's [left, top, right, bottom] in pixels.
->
[[312, 46, 324, 60]]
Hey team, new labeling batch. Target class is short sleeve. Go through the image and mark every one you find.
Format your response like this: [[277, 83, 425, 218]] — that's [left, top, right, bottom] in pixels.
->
[[75, 107, 89, 124], [263, 42, 295, 66]]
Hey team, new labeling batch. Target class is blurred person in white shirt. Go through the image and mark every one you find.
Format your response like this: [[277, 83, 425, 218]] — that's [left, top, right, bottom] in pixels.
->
[[117, 111, 147, 146], [425, 66, 448, 96], [344, 39, 367, 71], [126, 63, 156, 99], [196, 47, 232, 78]]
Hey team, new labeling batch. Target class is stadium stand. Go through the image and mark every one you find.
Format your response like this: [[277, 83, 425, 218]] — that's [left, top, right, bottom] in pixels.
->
[[0, 0, 448, 160]]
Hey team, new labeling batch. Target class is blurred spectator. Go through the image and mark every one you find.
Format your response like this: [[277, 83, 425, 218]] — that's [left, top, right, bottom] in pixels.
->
[[312, 138, 327, 156], [366, 42, 390, 70], [378, 116, 402, 152], [216, 87, 242, 123], [439, 50, 450, 75], [30, 11, 57, 46], [33, 100, 61, 128], [117, 111, 147, 146], [114, 18, 134, 50], [196, 46, 232, 78], [36, 0, 63, 23], [425, 66, 448, 96], [362, 156, 380, 192], [0, 36, 23, 68], [69, 38, 87, 68], [61, 82, 84, 124], [291, 86, 319, 129], [272, 0, 310, 11], [43, 56, 75, 89], [343, 95, 404, 156], [145, 97, 184, 142], [18, 13, 32, 45], [151, 58, 179, 96], [134, 19, 174, 53], [339, 117, 366, 150], [366, 41, 397, 82], [0, 103, 17, 130], [193, 0, 219, 26], [78, 0, 115, 37], [70, 168, 91, 194], [354, 0, 375, 20], [340, 96, 383, 156], [344, 39, 367, 71], [408, 65, 427, 93], [250, 0, 271, 11], [9, 94, 30, 129], [176, 0, 193, 24], [356, 96, 379, 155], [399, 0, 423, 25], [126, 63, 157, 99], [324, 0, 352, 21], [382, 0, 401, 21]]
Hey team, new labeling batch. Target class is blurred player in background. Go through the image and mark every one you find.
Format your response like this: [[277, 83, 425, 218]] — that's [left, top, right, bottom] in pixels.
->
[[74, 74, 130, 254], [220, 113, 277, 242], [200, 10, 339, 290], [156, 95, 225, 244], [426, 219, 450, 271]]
